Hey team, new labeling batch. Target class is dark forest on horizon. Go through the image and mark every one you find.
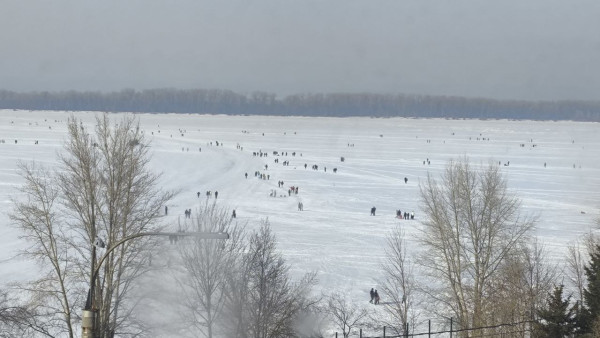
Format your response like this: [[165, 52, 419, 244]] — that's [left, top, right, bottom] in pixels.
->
[[1, 88, 599, 121]]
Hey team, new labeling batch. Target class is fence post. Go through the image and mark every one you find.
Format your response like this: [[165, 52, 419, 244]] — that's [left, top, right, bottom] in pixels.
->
[[428, 319, 431, 338], [360, 328, 362, 338], [450, 317, 453, 338], [335, 332, 337, 338], [405, 322, 409, 338], [383, 326, 386, 338]]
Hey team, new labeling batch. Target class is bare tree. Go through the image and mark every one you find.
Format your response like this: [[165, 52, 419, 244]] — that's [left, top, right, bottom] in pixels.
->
[[0, 288, 40, 337], [219, 248, 250, 338], [324, 292, 368, 338], [418, 158, 535, 335], [10, 163, 78, 337], [567, 241, 588, 306], [10, 114, 173, 338], [221, 219, 317, 338], [486, 239, 557, 336], [378, 225, 416, 336], [177, 202, 245, 338], [585, 230, 600, 257], [517, 239, 557, 322]]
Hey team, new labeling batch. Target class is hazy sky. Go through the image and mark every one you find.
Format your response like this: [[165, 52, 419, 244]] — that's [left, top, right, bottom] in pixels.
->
[[1, 0, 599, 101]]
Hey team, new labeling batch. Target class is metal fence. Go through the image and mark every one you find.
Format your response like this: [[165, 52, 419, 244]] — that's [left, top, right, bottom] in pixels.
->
[[335, 319, 534, 338]]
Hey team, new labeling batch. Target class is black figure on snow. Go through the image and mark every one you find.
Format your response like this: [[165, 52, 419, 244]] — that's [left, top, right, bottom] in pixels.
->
[[197, 191, 200, 198], [370, 206, 376, 216], [232, 210, 236, 218], [165, 206, 168, 215], [404, 177, 408, 184], [374, 290, 380, 305], [370, 288, 375, 303], [215, 191, 218, 199]]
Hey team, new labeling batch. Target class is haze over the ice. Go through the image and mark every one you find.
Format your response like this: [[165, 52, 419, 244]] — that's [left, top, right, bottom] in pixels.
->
[[1, 0, 599, 101], [1, 111, 599, 314], [0, 111, 599, 334]]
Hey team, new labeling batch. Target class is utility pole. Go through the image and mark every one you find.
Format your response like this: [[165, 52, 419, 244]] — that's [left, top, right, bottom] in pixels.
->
[[81, 231, 229, 338]]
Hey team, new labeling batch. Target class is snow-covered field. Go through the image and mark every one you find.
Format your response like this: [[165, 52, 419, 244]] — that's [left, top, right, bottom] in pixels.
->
[[1, 110, 599, 335]]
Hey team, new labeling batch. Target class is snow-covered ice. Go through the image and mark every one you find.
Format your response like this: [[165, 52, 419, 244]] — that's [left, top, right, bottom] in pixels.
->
[[1, 110, 599, 334]]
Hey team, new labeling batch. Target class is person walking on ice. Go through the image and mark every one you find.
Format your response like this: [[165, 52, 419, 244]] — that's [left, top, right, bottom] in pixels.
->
[[370, 206, 376, 216]]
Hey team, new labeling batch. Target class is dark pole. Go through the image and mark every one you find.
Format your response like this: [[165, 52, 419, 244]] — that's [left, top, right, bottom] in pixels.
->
[[450, 317, 453, 338], [88, 199, 96, 309], [383, 326, 386, 338], [85, 196, 97, 311], [82, 199, 97, 338], [428, 319, 431, 338]]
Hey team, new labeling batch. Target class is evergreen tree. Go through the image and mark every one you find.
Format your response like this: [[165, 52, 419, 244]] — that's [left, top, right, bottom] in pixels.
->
[[583, 244, 600, 332], [535, 284, 576, 337]]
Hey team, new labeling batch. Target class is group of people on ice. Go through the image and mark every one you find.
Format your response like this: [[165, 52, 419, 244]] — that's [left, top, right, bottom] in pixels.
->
[[254, 171, 270, 180], [198, 190, 218, 199], [369, 207, 415, 219], [396, 210, 414, 220]]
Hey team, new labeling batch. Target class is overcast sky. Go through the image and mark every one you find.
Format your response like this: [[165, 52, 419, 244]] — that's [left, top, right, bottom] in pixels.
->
[[1, 0, 599, 101]]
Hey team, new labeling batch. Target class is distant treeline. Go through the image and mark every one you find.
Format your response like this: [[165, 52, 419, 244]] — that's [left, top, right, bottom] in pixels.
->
[[1, 88, 599, 121]]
